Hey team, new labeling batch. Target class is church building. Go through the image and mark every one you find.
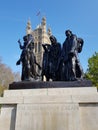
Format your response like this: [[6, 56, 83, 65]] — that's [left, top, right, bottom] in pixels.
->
[[26, 17, 52, 73]]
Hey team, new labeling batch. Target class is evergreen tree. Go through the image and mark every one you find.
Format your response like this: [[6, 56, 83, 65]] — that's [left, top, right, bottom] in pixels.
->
[[85, 52, 98, 87]]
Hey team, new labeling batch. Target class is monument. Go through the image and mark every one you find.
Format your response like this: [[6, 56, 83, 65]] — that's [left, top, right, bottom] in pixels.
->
[[0, 23, 98, 130]]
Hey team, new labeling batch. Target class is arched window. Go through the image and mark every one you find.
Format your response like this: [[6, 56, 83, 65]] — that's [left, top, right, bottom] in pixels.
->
[[35, 43, 37, 53], [38, 42, 42, 52]]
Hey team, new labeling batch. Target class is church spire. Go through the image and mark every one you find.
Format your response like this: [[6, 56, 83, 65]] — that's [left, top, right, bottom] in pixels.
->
[[41, 17, 46, 33], [47, 27, 52, 36], [26, 19, 32, 34]]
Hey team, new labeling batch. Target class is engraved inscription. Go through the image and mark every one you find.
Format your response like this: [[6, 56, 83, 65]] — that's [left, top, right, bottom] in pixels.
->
[[18, 104, 79, 111]]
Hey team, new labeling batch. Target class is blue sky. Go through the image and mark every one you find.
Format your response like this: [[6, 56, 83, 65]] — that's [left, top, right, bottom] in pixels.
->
[[0, 0, 98, 73]]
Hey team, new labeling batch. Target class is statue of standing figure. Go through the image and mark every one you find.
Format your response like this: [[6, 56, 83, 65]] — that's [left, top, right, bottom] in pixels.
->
[[61, 30, 84, 81], [16, 34, 41, 81], [41, 35, 61, 81]]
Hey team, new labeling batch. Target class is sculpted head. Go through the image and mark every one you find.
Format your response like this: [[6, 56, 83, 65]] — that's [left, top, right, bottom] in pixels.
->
[[65, 30, 72, 37], [50, 35, 57, 44]]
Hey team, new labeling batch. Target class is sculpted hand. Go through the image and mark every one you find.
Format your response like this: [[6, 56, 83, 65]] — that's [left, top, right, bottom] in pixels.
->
[[18, 39, 21, 44]]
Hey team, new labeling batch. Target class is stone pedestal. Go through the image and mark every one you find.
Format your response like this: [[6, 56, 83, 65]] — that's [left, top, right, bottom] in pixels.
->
[[0, 81, 98, 130]]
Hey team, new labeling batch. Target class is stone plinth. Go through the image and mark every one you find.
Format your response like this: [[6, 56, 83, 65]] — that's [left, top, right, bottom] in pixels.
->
[[0, 81, 98, 130]]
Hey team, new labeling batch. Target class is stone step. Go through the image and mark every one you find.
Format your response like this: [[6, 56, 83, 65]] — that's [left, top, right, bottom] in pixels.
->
[[0, 93, 98, 104], [4, 87, 97, 97]]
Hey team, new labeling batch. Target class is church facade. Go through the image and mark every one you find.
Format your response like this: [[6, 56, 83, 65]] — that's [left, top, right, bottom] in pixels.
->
[[26, 17, 52, 73]]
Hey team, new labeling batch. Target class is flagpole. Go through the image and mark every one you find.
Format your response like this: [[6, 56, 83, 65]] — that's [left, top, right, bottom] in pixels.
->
[[36, 11, 41, 25]]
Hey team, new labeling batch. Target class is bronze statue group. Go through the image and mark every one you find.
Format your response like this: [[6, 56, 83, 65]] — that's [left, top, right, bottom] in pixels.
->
[[16, 30, 84, 81]]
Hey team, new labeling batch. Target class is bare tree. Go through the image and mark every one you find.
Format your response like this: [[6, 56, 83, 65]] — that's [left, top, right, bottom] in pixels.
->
[[0, 57, 20, 96]]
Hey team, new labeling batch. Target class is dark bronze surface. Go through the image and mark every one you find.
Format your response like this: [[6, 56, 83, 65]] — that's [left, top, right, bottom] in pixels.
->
[[9, 80, 92, 90]]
